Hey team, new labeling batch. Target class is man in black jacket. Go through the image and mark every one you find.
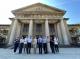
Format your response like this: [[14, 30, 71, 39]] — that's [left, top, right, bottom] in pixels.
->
[[50, 36, 55, 53], [14, 37, 20, 53]]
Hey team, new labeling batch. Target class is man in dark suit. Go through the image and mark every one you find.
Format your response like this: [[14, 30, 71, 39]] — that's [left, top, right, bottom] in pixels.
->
[[14, 37, 20, 53], [38, 36, 43, 54], [50, 36, 55, 53]]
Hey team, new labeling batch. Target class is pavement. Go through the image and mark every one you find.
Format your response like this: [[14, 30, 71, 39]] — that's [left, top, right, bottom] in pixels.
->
[[0, 48, 80, 59]]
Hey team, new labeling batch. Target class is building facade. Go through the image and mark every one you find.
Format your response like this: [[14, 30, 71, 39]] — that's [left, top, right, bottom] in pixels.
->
[[7, 3, 71, 45], [68, 24, 80, 45], [0, 25, 10, 44]]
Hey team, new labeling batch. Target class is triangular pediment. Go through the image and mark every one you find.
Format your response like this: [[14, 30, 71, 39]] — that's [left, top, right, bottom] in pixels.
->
[[22, 6, 57, 12], [12, 3, 66, 15]]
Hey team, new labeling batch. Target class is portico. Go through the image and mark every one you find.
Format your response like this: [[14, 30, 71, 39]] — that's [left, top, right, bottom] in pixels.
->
[[8, 3, 70, 46]]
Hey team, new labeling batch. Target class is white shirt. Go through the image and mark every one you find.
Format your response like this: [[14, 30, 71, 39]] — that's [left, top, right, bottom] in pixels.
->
[[27, 37, 32, 43], [24, 38, 27, 44], [20, 38, 24, 43], [54, 37, 58, 45], [38, 37, 43, 43], [43, 38, 47, 43]]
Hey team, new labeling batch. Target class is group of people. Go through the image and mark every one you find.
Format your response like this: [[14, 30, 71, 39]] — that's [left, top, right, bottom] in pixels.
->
[[13, 35, 59, 54]]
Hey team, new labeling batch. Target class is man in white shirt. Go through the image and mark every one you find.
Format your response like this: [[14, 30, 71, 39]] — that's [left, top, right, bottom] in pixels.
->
[[24, 36, 28, 53], [38, 36, 43, 54], [27, 36, 32, 54], [43, 36, 48, 54], [54, 35, 59, 53], [19, 37, 24, 54]]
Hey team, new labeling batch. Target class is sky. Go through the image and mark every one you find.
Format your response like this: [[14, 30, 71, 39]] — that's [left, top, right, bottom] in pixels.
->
[[0, 0, 80, 24]]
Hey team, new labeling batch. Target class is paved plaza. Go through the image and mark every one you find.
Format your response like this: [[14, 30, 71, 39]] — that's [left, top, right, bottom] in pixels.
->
[[0, 48, 80, 59]]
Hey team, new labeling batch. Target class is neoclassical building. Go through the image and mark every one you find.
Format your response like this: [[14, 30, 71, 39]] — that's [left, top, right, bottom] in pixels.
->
[[7, 3, 71, 45]]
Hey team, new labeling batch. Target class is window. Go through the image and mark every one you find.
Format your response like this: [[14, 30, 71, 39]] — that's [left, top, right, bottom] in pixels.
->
[[23, 24, 29, 32], [49, 24, 55, 33], [36, 24, 42, 33]]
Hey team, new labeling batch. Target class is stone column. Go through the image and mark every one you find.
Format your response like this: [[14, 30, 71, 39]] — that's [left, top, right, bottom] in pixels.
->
[[6, 20, 14, 44], [28, 19, 33, 37], [8, 19, 18, 45], [16, 21, 21, 38], [60, 19, 69, 45], [56, 23, 64, 45], [45, 18, 51, 52], [45, 19, 50, 37]]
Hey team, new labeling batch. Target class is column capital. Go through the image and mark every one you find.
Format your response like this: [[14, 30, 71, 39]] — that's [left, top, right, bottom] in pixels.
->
[[45, 18, 48, 20]]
